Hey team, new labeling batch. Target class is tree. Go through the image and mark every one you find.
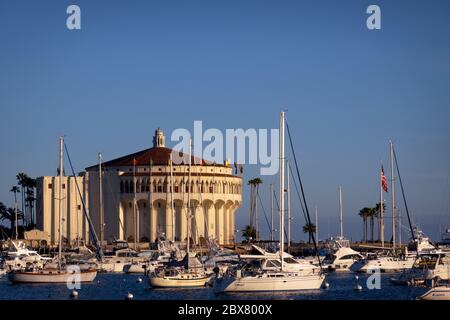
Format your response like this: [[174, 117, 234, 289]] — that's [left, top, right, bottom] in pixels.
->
[[0, 204, 23, 238], [367, 207, 376, 242], [247, 178, 263, 239], [302, 223, 317, 244], [242, 225, 257, 242], [375, 202, 387, 242], [358, 207, 370, 242], [25, 177, 37, 227], [10, 186, 20, 205], [16, 172, 30, 225]]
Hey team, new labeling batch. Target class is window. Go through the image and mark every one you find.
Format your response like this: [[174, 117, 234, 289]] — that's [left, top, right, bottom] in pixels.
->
[[48, 184, 52, 189], [266, 260, 281, 268], [62, 184, 66, 189], [77, 205, 81, 210], [284, 257, 298, 264], [341, 255, 360, 260]]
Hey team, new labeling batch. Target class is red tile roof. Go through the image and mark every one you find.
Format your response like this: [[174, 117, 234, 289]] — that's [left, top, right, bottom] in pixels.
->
[[85, 147, 227, 171]]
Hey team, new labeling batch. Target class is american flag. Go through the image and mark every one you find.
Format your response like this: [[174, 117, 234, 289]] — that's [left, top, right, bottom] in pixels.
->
[[381, 165, 388, 193]]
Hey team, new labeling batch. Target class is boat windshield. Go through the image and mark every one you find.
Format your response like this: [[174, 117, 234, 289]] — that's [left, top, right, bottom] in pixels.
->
[[413, 255, 439, 270]]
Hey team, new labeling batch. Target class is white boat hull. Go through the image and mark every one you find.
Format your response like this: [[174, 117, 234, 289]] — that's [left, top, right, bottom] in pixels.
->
[[149, 274, 213, 288], [9, 269, 97, 283], [352, 258, 414, 273], [214, 273, 325, 292], [418, 286, 450, 300], [124, 262, 159, 274], [99, 262, 127, 273]]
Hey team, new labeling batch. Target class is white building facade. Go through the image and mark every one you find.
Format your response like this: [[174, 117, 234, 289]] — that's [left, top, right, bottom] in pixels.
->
[[36, 129, 243, 246], [35, 175, 90, 246]]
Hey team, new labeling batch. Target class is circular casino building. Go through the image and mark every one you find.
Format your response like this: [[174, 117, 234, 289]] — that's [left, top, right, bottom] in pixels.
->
[[85, 128, 243, 246]]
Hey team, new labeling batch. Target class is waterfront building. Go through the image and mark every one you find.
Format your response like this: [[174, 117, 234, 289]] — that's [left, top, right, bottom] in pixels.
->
[[36, 129, 242, 246], [35, 175, 90, 246]]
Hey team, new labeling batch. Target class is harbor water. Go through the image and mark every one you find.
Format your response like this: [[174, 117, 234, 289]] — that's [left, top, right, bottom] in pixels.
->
[[0, 272, 429, 300]]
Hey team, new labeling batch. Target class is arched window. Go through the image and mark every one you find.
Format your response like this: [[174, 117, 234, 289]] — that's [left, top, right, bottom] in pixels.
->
[[146, 179, 150, 192], [157, 180, 162, 193], [129, 180, 134, 193], [125, 181, 130, 193], [136, 180, 141, 193], [120, 181, 124, 193]]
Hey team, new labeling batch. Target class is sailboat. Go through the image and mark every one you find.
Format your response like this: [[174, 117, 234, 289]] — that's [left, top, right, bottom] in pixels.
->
[[214, 111, 325, 292], [352, 142, 438, 274], [148, 141, 214, 288], [322, 187, 363, 272], [9, 137, 98, 283]]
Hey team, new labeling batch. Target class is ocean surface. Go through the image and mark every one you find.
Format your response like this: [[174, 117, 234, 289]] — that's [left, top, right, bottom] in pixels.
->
[[0, 272, 429, 300]]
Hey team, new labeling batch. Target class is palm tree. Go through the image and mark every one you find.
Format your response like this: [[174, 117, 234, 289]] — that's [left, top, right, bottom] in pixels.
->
[[368, 207, 376, 242], [302, 223, 317, 244], [10, 186, 20, 205], [242, 225, 257, 242], [16, 172, 30, 225], [247, 178, 263, 238], [375, 202, 386, 242], [25, 177, 36, 227], [25, 193, 36, 229], [358, 207, 371, 242], [0, 205, 23, 238]]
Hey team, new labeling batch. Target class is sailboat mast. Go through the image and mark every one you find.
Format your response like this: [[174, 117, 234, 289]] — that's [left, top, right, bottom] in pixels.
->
[[170, 153, 175, 241], [58, 136, 64, 263], [98, 153, 104, 249], [390, 141, 396, 249], [287, 160, 291, 252], [279, 111, 285, 271], [380, 162, 385, 247], [315, 206, 318, 242], [270, 184, 274, 241], [149, 158, 153, 242], [133, 158, 137, 250], [339, 185, 343, 238], [187, 138, 192, 254]]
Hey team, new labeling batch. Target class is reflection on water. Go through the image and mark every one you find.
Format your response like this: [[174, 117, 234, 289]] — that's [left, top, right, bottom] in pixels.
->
[[0, 272, 428, 300]]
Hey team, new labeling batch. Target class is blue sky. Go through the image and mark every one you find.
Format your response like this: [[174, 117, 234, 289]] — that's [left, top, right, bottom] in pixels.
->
[[1, 0, 449, 242]]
